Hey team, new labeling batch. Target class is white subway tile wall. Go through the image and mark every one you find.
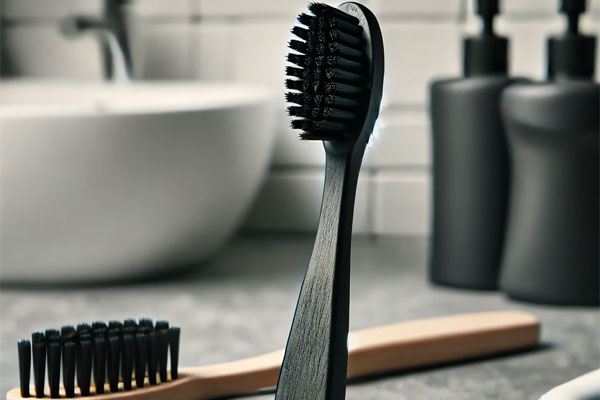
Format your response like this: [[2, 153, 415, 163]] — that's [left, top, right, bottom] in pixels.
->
[[1, 0, 599, 235], [244, 169, 371, 233], [132, 22, 193, 79]]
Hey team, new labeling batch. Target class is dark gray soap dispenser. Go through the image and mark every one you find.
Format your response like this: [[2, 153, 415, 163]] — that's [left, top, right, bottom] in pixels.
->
[[428, 0, 524, 289], [500, 0, 599, 305]]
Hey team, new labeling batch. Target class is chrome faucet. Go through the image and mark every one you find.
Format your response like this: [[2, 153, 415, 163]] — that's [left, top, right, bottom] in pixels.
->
[[60, 0, 132, 81]]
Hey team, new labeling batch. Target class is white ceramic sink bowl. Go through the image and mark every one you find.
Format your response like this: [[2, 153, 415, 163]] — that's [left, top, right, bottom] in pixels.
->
[[0, 81, 275, 282]]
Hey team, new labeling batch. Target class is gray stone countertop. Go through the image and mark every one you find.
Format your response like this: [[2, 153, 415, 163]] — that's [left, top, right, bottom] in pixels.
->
[[1, 235, 598, 399]]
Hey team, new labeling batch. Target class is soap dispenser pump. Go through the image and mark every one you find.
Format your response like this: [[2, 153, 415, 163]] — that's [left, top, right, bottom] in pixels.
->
[[548, 0, 596, 80], [428, 0, 525, 290], [500, 0, 599, 305]]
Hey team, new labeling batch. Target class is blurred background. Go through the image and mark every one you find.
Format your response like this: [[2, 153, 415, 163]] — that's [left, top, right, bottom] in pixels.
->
[[2, 0, 597, 240]]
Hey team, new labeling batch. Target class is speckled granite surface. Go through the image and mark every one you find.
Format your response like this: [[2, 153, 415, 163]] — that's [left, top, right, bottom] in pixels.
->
[[1, 235, 598, 399]]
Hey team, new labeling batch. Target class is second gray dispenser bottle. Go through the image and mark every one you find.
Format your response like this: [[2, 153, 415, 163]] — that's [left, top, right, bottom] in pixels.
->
[[429, 0, 525, 289], [500, 0, 599, 305]]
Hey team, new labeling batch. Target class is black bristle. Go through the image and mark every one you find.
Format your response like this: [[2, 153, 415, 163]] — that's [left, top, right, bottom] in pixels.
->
[[288, 105, 306, 117], [124, 319, 138, 329], [18, 339, 31, 398], [62, 341, 76, 398], [92, 331, 106, 394], [123, 321, 138, 380], [291, 119, 305, 130], [45, 329, 59, 342], [121, 333, 134, 390], [168, 328, 181, 380], [289, 39, 308, 55], [107, 330, 121, 392], [301, 119, 349, 135], [77, 323, 92, 334], [77, 335, 93, 396], [31, 332, 45, 398], [324, 107, 356, 121], [328, 41, 363, 60], [286, 3, 366, 141], [155, 321, 169, 383], [330, 67, 362, 83], [61, 325, 76, 338], [155, 320, 169, 331], [329, 95, 359, 109], [286, 79, 305, 92], [316, 55, 363, 71], [148, 331, 159, 385], [123, 326, 137, 336], [329, 15, 363, 36], [139, 318, 154, 330], [108, 321, 123, 332], [47, 341, 61, 398], [286, 92, 305, 105], [331, 28, 364, 48], [286, 66, 306, 79], [287, 53, 308, 67], [298, 13, 314, 27], [92, 321, 107, 330], [329, 81, 362, 96], [292, 26, 309, 40], [134, 330, 149, 388], [309, 2, 360, 24]]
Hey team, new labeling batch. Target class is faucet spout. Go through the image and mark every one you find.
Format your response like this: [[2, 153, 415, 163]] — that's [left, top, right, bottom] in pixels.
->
[[60, 0, 132, 81]]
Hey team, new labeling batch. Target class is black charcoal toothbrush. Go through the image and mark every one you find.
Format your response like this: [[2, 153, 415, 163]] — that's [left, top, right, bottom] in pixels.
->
[[276, 2, 384, 399]]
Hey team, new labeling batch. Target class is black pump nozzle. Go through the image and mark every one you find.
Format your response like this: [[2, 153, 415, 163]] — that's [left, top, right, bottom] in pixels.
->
[[561, 0, 585, 33], [464, 0, 508, 76], [548, 0, 596, 79], [476, 0, 499, 35]]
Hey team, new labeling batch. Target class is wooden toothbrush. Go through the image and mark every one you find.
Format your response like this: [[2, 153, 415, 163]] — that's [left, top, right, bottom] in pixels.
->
[[7, 311, 540, 399], [277, 3, 384, 399]]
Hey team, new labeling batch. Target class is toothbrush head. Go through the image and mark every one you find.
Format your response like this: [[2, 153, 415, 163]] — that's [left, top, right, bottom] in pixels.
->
[[15, 318, 180, 398], [285, 2, 384, 144]]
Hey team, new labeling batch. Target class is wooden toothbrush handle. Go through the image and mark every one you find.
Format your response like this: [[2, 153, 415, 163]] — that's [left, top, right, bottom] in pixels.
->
[[345, 310, 539, 378], [181, 310, 539, 398], [5, 311, 539, 400]]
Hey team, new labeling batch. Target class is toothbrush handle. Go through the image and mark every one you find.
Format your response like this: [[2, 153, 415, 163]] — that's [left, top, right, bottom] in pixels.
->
[[275, 153, 356, 400], [186, 310, 539, 398]]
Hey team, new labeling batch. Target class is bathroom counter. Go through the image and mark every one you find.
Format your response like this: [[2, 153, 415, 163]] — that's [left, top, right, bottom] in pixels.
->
[[1, 235, 598, 399]]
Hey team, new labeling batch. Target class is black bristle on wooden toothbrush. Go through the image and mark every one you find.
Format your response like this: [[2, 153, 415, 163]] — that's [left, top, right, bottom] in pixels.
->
[[60, 326, 77, 398], [277, 2, 384, 399], [121, 333, 135, 390], [107, 329, 121, 392], [93, 325, 107, 395], [139, 318, 153, 330], [107, 322, 122, 386], [31, 332, 45, 398], [44, 330, 61, 399], [47, 342, 61, 398], [92, 321, 107, 331], [17, 340, 30, 398], [140, 318, 159, 385], [122, 319, 137, 391], [169, 327, 181, 380], [77, 333, 93, 396], [148, 331, 160, 385], [155, 320, 170, 383], [62, 341, 76, 398], [135, 328, 150, 388]]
